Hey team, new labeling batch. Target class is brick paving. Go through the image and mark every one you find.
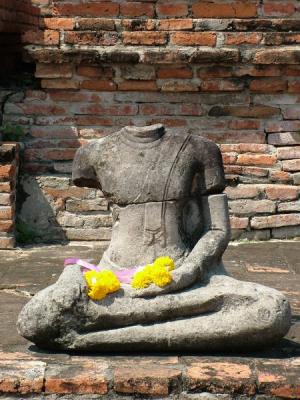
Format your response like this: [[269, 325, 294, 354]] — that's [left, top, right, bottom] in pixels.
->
[[0, 241, 299, 398]]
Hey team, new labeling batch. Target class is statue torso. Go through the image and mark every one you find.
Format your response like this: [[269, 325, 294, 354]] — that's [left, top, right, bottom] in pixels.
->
[[73, 125, 225, 268]]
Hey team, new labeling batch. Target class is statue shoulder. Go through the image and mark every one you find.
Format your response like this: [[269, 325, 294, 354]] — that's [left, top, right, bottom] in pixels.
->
[[189, 134, 222, 159], [189, 134, 225, 195]]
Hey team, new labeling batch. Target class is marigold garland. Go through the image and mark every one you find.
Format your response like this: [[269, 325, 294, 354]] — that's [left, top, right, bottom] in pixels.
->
[[153, 256, 175, 271], [79, 256, 175, 300], [84, 270, 120, 301], [131, 257, 174, 289]]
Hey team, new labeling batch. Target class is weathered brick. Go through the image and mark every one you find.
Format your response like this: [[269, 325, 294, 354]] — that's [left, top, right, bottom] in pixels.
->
[[81, 80, 116, 91], [120, 2, 154, 18], [160, 81, 198, 92], [188, 48, 239, 64], [0, 165, 15, 179], [156, 3, 188, 17], [41, 79, 79, 90], [283, 106, 300, 119], [263, 2, 295, 17], [75, 104, 138, 116], [187, 361, 255, 395], [64, 31, 118, 46], [288, 81, 300, 93], [222, 153, 237, 165], [7, 102, 66, 116], [254, 47, 300, 64], [293, 172, 300, 185], [53, 3, 119, 17], [225, 33, 262, 45], [249, 79, 287, 92], [45, 361, 109, 394], [198, 66, 232, 79], [251, 214, 300, 229], [229, 199, 276, 215], [0, 193, 12, 206], [36, 63, 73, 79], [0, 207, 14, 220], [77, 65, 114, 79], [272, 225, 300, 239], [265, 185, 299, 200], [25, 148, 77, 162], [270, 170, 291, 182], [118, 81, 158, 91], [57, 212, 112, 228], [235, 65, 282, 77], [121, 65, 155, 80], [0, 182, 12, 193], [242, 166, 269, 177], [159, 19, 193, 31], [0, 236, 15, 249], [42, 17, 75, 30], [230, 216, 249, 229], [236, 154, 277, 166], [225, 185, 259, 199], [76, 18, 115, 31], [228, 120, 260, 130], [66, 199, 108, 212], [49, 91, 103, 103], [268, 132, 300, 146], [114, 365, 181, 396], [201, 79, 244, 92], [170, 32, 216, 46], [22, 30, 59, 45], [123, 32, 167, 45], [31, 126, 78, 139], [178, 104, 203, 116], [139, 104, 174, 116], [192, 2, 257, 18], [220, 144, 272, 153], [278, 201, 300, 212], [282, 159, 300, 172], [0, 220, 13, 232], [210, 105, 279, 118], [157, 67, 193, 79], [122, 19, 155, 31], [277, 147, 300, 160]]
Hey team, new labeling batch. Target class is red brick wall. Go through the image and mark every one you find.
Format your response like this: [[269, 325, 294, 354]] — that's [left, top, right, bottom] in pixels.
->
[[0, 143, 19, 249], [3, 0, 300, 243]]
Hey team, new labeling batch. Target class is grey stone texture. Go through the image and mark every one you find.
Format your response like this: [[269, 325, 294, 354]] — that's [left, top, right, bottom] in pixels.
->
[[17, 124, 291, 351]]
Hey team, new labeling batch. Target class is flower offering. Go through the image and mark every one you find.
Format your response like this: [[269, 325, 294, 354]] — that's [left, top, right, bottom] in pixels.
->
[[64, 256, 175, 300], [84, 270, 120, 301], [131, 256, 174, 289]]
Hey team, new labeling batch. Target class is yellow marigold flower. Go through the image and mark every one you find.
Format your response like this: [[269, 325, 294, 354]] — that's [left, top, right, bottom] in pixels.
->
[[153, 256, 175, 271], [131, 268, 152, 289], [84, 270, 100, 287], [98, 270, 121, 292], [84, 270, 120, 300], [88, 283, 108, 301], [150, 265, 172, 287], [131, 261, 173, 289]]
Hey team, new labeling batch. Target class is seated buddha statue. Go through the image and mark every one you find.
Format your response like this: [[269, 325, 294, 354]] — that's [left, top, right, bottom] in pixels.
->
[[17, 124, 291, 351]]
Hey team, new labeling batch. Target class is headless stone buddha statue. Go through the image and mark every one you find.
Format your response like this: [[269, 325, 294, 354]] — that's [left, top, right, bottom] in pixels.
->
[[17, 124, 291, 351]]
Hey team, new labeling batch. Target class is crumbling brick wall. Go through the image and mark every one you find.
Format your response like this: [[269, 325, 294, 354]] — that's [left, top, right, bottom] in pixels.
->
[[0, 144, 19, 248], [3, 0, 300, 244]]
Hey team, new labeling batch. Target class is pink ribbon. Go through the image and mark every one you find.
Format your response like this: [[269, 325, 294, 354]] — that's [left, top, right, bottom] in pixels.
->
[[64, 258, 138, 284]]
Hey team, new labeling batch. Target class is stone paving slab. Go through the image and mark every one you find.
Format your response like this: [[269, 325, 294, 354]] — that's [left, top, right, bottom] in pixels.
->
[[0, 241, 299, 398]]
